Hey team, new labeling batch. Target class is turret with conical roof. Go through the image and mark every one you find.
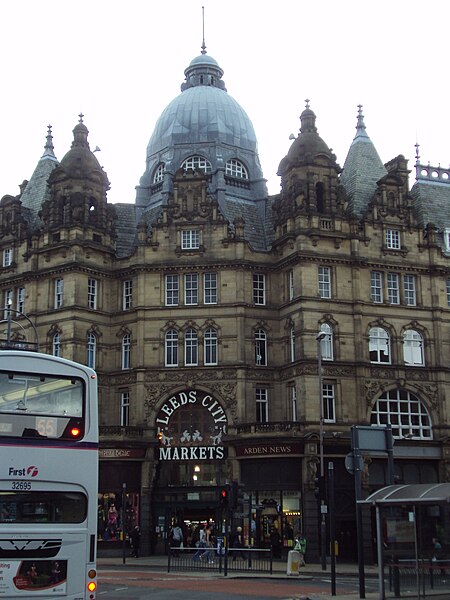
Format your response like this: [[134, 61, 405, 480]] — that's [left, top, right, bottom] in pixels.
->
[[340, 105, 387, 217]]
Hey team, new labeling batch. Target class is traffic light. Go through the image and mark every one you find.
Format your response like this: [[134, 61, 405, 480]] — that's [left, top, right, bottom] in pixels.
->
[[230, 480, 245, 509], [219, 486, 229, 508], [314, 475, 326, 502]]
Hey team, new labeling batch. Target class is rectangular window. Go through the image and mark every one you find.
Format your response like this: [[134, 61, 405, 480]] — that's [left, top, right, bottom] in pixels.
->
[[322, 383, 336, 423], [2, 248, 12, 267], [120, 391, 130, 427], [289, 328, 296, 362], [181, 229, 200, 250], [16, 287, 25, 314], [54, 278, 64, 309], [387, 273, 400, 304], [403, 275, 416, 306], [165, 274, 179, 306], [288, 270, 294, 301], [123, 280, 133, 310], [3, 289, 12, 320], [386, 228, 401, 249], [122, 335, 131, 370], [447, 279, 450, 308], [288, 384, 297, 421], [444, 228, 450, 252], [253, 274, 266, 305], [184, 273, 198, 305], [204, 272, 217, 304], [370, 271, 383, 303], [88, 278, 98, 310], [255, 387, 268, 423], [318, 266, 331, 299]]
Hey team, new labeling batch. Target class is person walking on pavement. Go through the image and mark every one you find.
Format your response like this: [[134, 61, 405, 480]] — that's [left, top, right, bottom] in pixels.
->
[[130, 525, 141, 558], [294, 533, 307, 566], [169, 521, 183, 556]]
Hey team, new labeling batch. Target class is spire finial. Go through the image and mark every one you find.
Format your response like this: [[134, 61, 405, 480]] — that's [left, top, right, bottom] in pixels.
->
[[201, 6, 207, 55], [41, 124, 56, 159], [78, 112, 84, 124], [305, 98, 310, 109], [415, 142, 420, 164], [356, 104, 366, 130]]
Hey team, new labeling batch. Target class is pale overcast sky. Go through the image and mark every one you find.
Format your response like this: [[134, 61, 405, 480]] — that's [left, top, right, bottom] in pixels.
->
[[1, 0, 449, 204]]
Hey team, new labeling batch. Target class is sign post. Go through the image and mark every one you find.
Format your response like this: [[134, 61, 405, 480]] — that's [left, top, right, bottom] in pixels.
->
[[350, 425, 394, 600]]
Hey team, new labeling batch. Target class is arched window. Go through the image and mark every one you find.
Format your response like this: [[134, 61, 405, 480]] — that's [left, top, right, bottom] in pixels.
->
[[204, 327, 218, 366], [87, 333, 97, 369], [255, 329, 267, 366], [371, 389, 432, 439], [121, 333, 131, 370], [369, 327, 390, 364], [185, 328, 198, 366], [165, 329, 178, 367], [153, 163, 165, 183], [319, 323, 333, 361], [52, 333, 61, 357], [225, 159, 249, 179], [181, 155, 212, 174], [403, 330, 424, 366]]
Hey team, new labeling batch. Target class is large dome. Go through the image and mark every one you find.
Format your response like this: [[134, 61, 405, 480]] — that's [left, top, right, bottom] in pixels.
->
[[136, 49, 267, 210], [146, 85, 258, 158]]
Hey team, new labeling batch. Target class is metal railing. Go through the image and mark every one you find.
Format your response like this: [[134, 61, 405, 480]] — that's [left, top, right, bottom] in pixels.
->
[[168, 546, 272, 576], [388, 559, 450, 597]]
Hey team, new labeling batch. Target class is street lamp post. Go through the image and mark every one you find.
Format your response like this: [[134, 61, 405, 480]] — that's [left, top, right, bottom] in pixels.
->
[[316, 331, 327, 571]]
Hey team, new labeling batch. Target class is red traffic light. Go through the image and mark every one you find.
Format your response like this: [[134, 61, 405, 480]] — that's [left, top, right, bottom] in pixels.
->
[[220, 488, 228, 499]]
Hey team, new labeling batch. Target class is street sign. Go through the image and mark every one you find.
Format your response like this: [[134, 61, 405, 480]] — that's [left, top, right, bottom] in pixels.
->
[[345, 452, 364, 475]]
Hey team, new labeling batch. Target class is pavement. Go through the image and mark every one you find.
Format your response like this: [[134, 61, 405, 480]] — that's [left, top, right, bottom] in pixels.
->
[[97, 554, 383, 599]]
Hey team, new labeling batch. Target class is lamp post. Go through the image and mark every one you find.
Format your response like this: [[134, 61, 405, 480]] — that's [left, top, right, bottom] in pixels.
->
[[316, 331, 327, 571]]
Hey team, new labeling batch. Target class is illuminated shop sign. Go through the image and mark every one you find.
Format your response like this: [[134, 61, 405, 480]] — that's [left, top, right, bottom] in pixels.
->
[[155, 389, 227, 461], [235, 443, 302, 457]]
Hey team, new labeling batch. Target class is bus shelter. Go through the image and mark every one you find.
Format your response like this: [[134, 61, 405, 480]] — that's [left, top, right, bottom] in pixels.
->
[[360, 483, 450, 599]]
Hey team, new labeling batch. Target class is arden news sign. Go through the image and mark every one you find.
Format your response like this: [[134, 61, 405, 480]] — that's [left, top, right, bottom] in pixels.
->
[[155, 389, 227, 461], [235, 443, 302, 458]]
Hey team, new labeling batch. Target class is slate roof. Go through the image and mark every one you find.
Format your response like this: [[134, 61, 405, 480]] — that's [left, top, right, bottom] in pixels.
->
[[411, 175, 450, 254], [114, 203, 138, 258], [20, 128, 58, 228], [221, 196, 272, 251], [340, 108, 387, 218]]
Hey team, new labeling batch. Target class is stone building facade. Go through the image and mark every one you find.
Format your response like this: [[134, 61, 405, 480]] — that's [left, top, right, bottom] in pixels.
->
[[1, 46, 449, 561]]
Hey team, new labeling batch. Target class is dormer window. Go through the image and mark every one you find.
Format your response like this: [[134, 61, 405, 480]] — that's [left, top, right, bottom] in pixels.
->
[[385, 228, 401, 250], [2, 248, 12, 267], [444, 228, 450, 252], [181, 155, 212, 174], [181, 229, 200, 250], [153, 163, 165, 183], [225, 159, 248, 179]]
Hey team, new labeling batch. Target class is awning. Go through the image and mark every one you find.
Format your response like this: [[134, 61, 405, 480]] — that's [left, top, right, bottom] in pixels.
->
[[359, 483, 450, 506]]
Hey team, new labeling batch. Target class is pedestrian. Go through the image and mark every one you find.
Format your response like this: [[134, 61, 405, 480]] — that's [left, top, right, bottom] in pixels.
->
[[270, 525, 282, 559], [130, 525, 141, 558], [294, 533, 307, 566], [232, 526, 246, 561], [193, 524, 207, 561], [169, 521, 183, 556], [201, 524, 214, 563]]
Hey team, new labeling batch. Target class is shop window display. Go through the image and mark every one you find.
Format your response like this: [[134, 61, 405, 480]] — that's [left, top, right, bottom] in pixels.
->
[[97, 492, 139, 542]]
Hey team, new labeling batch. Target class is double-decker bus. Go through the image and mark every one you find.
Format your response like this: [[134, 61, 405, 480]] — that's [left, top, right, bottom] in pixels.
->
[[0, 351, 98, 599]]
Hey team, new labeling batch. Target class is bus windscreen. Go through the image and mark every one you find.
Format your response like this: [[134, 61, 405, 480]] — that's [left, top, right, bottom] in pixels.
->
[[0, 372, 84, 439]]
